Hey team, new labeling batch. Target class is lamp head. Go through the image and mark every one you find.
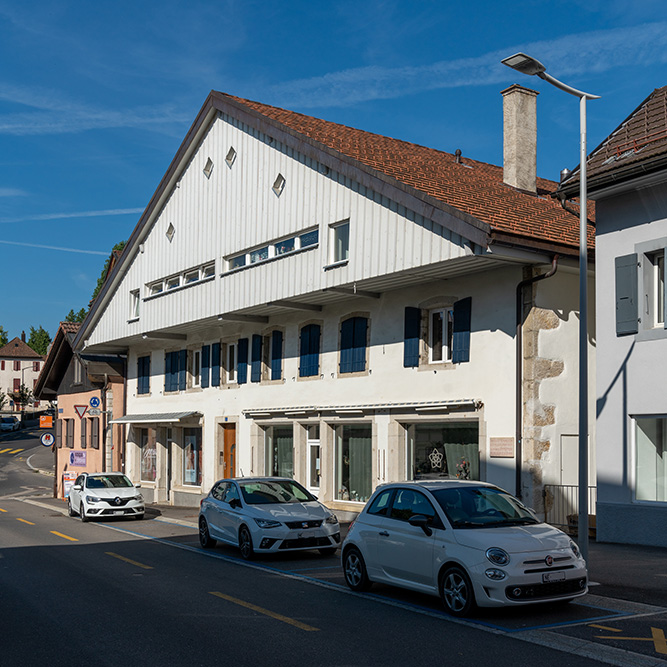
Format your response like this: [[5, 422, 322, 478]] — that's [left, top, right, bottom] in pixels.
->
[[501, 52, 546, 76]]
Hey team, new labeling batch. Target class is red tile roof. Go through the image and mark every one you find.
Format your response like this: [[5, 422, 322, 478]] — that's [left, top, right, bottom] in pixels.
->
[[60, 322, 82, 335], [223, 93, 594, 253], [0, 337, 44, 359]]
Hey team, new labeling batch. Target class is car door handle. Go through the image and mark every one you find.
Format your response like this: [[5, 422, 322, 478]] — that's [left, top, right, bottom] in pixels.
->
[[378, 531, 390, 537]]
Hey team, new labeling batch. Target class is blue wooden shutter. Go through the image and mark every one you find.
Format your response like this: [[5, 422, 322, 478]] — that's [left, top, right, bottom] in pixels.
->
[[201, 345, 210, 388], [251, 334, 263, 383], [271, 330, 283, 380], [164, 352, 172, 392], [237, 338, 249, 384], [403, 307, 421, 368], [143, 356, 151, 394], [352, 317, 367, 372], [211, 342, 221, 386], [300, 324, 319, 377], [615, 254, 639, 336], [340, 318, 354, 373], [452, 297, 472, 363], [178, 349, 187, 390]]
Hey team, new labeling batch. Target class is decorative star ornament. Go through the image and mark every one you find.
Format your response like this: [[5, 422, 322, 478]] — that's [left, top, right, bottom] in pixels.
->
[[429, 448, 444, 469]]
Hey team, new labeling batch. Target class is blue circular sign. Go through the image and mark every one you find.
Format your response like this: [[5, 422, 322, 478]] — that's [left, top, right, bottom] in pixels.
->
[[89, 396, 100, 408], [41, 433, 55, 447]]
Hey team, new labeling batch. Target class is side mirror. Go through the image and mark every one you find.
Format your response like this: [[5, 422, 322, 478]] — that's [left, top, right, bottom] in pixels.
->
[[135, 483, 142, 489], [72, 484, 82, 491], [408, 514, 433, 536]]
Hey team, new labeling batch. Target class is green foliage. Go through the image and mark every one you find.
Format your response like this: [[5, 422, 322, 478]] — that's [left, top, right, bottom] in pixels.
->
[[12, 384, 33, 409], [65, 308, 88, 323], [0, 326, 8, 347], [0, 392, 6, 411], [27, 326, 51, 356]]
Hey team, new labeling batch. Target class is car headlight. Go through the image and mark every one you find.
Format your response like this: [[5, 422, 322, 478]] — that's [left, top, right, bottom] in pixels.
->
[[570, 540, 581, 558], [133, 494, 143, 501], [254, 518, 282, 529], [325, 514, 339, 525], [85, 496, 102, 504], [486, 547, 510, 566]]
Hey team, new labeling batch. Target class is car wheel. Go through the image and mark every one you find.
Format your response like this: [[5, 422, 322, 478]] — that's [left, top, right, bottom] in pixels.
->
[[67, 499, 75, 517], [238, 525, 254, 560], [319, 547, 337, 557], [440, 565, 476, 617], [199, 517, 216, 549], [79, 502, 88, 523], [343, 547, 372, 591]]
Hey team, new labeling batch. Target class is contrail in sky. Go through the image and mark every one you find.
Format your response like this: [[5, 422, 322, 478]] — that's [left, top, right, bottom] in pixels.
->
[[0, 239, 107, 255], [0, 207, 143, 223]]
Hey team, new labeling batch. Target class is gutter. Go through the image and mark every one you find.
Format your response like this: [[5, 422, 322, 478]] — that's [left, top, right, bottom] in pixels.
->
[[515, 255, 559, 499]]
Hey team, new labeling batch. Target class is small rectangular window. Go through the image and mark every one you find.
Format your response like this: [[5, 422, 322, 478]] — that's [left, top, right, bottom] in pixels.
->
[[149, 282, 163, 296], [275, 238, 295, 255], [300, 229, 319, 248], [184, 270, 199, 285], [229, 255, 246, 270], [331, 221, 349, 263], [249, 246, 269, 264], [429, 308, 453, 362], [202, 263, 215, 279], [166, 276, 180, 290], [130, 289, 140, 318]]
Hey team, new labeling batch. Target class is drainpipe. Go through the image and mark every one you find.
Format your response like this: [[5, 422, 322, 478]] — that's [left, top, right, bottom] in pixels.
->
[[515, 255, 559, 499]]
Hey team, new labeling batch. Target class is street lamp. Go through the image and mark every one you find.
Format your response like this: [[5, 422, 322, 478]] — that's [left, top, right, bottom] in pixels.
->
[[501, 53, 599, 563]]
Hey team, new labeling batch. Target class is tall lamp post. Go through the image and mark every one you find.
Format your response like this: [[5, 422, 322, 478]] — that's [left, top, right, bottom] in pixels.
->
[[501, 53, 599, 562]]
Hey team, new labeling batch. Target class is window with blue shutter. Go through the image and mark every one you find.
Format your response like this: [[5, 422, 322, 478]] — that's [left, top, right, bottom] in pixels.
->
[[201, 345, 210, 388], [403, 307, 420, 367], [179, 349, 187, 390], [340, 316, 367, 373], [615, 254, 639, 336], [164, 351, 173, 392], [271, 330, 283, 380], [211, 342, 221, 386], [299, 324, 320, 377], [237, 338, 249, 384], [138, 355, 150, 394], [452, 297, 472, 363], [251, 334, 263, 382]]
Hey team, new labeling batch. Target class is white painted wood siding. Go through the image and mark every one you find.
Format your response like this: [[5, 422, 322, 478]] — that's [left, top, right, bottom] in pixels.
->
[[87, 113, 474, 346]]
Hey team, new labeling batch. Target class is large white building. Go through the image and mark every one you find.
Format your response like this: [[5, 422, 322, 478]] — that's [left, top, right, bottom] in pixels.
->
[[73, 86, 595, 518]]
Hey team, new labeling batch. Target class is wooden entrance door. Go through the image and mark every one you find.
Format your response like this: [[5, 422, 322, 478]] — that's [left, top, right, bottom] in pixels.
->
[[221, 424, 236, 479]]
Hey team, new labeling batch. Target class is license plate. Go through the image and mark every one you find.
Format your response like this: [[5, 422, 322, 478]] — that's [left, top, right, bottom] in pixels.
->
[[113, 510, 124, 516], [542, 571, 566, 583]]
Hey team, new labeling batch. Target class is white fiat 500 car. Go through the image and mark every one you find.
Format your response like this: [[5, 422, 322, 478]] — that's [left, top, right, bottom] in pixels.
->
[[68, 472, 144, 521], [342, 480, 587, 617], [199, 477, 340, 559]]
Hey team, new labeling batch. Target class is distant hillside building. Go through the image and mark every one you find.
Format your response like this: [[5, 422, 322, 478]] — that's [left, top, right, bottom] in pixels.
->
[[0, 333, 44, 410]]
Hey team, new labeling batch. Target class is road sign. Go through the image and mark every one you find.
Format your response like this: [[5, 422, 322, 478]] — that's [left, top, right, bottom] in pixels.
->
[[40, 433, 54, 447], [89, 396, 100, 409], [88, 408, 101, 416], [74, 405, 88, 419]]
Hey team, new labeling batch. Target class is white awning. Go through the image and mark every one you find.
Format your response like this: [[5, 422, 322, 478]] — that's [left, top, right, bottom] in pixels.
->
[[110, 411, 200, 424]]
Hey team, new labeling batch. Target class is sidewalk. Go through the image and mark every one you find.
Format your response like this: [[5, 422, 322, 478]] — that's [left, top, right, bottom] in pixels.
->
[[23, 442, 667, 610]]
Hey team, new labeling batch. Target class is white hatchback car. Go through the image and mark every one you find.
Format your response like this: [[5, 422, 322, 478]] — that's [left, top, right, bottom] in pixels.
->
[[199, 477, 340, 559], [0, 416, 20, 432], [342, 480, 587, 616], [68, 472, 145, 521]]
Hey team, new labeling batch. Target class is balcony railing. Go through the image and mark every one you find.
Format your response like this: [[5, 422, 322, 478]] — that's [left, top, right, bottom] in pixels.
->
[[543, 484, 597, 536]]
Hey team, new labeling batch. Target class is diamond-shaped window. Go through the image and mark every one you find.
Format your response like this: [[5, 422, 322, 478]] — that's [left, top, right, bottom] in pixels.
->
[[166, 223, 175, 243]]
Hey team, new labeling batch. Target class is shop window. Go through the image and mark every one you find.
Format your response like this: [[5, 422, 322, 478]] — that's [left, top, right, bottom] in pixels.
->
[[406, 422, 479, 481], [184, 427, 202, 486], [137, 355, 151, 395], [299, 324, 321, 377], [140, 428, 157, 482], [335, 424, 372, 503], [635, 417, 667, 502], [265, 426, 293, 478], [340, 316, 367, 374]]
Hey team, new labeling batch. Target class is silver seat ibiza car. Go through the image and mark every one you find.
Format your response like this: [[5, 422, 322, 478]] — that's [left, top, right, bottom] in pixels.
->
[[342, 480, 587, 616]]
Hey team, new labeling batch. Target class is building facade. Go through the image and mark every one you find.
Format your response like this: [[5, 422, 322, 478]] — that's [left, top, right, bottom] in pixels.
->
[[74, 88, 596, 515], [0, 334, 44, 411]]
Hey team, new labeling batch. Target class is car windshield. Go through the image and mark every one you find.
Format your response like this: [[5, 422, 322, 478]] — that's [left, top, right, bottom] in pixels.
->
[[1, 417, 14, 423], [431, 486, 539, 528], [239, 480, 315, 505], [85, 475, 133, 489]]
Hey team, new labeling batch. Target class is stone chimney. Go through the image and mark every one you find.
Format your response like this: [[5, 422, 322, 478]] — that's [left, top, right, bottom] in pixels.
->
[[501, 84, 539, 193], [21, 330, 25, 342]]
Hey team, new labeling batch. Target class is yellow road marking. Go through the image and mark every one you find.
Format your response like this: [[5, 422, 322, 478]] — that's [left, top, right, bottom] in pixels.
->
[[596, 627, 667, 655], [209, 591, 319, 632], [16, 518, 35, 525], [590, 624, 622, 632], [9, 449, 24, 454], [0, 508, 7, 512], [105, 552, 153, 570], [0, 448, 11, 454], [51, 531, 78, 542]]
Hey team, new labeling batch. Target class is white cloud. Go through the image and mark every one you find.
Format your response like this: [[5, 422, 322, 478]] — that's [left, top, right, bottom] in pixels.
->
[[266, 22, 667, 108], [0, 239, 107, 255], [0, 207, 143, 224], [0, 188, 27, 197]]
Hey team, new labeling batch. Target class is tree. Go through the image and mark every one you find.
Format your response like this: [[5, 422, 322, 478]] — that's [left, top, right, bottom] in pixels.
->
[[0, 392, 6, 411], [65, 308, 87, 323], [27, 326, 51, 356], [12, 384, 33, 411], [0, 326, 8, 347]]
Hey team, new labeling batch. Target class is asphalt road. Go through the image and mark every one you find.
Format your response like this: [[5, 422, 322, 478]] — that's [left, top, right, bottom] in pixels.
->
[[1, 431, 665, 666]]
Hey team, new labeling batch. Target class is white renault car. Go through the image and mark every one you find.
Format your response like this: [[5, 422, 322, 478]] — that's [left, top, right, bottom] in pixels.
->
[[342, 480, 587, 617], [199, 477, 340, 559], [68, 472, 144, 521]]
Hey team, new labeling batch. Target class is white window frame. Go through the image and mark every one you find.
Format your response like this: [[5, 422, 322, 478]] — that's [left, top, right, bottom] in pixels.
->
[[191, 349, 201, 388], [633, 415, 667, 503], [227, 342, 237, 384], [648, 250, 665, 328], [330, 220, 350, 264], [428, 307, 454, 363], [130, 289, 140, 319], [225, 228, 319, 271]]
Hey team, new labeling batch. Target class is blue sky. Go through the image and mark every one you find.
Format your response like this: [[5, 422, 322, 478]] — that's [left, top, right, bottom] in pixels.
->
[[1, 0, 666, 341]]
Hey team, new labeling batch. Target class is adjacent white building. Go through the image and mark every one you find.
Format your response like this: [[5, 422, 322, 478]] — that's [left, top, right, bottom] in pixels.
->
[[0, 334, 44, 410], [560, 84, 667, 546], [74, 87, 595, 518]]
